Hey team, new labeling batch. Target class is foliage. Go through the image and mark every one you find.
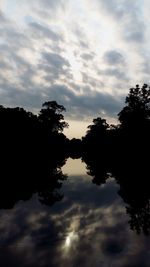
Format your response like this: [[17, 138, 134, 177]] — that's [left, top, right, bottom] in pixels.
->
[[86, 117, 109, 136], [38, 101, 68, 133], [0, 103, 68, 208], [118, 84, 150, 127]]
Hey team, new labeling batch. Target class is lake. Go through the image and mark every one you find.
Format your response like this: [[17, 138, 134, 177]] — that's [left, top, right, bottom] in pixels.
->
[[0, 158, 149, 267]]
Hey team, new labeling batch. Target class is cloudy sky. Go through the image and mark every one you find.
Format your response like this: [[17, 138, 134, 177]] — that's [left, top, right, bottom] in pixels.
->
[[0, 0, 150, 138]]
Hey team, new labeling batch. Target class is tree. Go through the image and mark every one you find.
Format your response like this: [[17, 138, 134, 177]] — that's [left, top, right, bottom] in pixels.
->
[[85, 117, 109, 138], [118, 84, 150, 128], [38, 101, 68, 133], [82, 117, 109, 152]]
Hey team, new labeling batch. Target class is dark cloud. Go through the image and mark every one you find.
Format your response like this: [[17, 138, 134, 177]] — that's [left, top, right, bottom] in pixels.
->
[[46, 84, 124, 119], [42, 52, 70, 68], [98, 68, 128, 81], [38, 52, 71, 82], [0, 80, 124, 120], [79, 40, 89, 49], [27, 0, 68, 19], [0, 13, 30, 50], [0, 10, 8, 23], [0, 44, 38, 101], [124, 22, 145, 43], [29, 22, 63, 41], [81, 52, 95, 61], [103, 50, 125, 65], [18, 0, 66, 12], [82, 72, 104, 88], [35, 0, 65, 9], [0, 83, 44, 109], [0, 49, 45, 109], [99, 0, 137, 19]]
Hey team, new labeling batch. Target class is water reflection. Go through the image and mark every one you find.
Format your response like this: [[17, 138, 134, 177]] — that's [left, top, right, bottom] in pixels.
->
[[0, 155, 67, 209], [82, 153, 150, 236], [0, 159, 150, 266], [62, 157, 87, 176], [64, 231, 79, 250]]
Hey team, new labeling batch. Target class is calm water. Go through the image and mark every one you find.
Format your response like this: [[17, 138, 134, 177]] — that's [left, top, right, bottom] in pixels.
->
[[0, 158, 149, 267]]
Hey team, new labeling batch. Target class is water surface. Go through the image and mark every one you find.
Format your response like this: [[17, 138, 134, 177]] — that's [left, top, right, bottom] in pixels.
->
[[0, 158, 149, 267]]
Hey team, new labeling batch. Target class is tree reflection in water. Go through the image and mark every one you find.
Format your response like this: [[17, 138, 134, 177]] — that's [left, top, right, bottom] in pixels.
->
[[82, 153, 150, 236]]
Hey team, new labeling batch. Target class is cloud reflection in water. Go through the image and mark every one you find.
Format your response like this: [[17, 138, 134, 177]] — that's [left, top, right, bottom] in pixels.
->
[[0, 159, 149, 267]]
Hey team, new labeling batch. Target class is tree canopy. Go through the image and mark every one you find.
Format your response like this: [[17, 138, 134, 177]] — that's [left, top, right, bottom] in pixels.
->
[[38, 101, 68, 133], [118, 84, 150, 128]]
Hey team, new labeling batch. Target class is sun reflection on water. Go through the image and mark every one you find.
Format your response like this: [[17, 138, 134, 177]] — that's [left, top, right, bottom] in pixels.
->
[[65, 235, 71, 247], [64, 231, 79, 250]]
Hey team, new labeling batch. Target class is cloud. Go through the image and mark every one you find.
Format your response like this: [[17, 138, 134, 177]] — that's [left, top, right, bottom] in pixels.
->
[[45, 84, 124, 120], [103, 50, 125, 65], [29, 22, 63, 42], [82, 72, 104, 88], [36, 0, 64, 9], [38, 52, 71, 82], [96, 0, 145, 43], [0, 13, 30, 50], [25, 0, 68, 20], [98, 68, 128, 81], [80, 52, 95, 61], [36, 0, 68, 11], [42, 52, 70, 69], [0, 80, 124, 122]]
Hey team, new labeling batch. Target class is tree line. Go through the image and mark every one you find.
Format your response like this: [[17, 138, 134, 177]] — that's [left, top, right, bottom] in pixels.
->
[[0, 83, 150, 155], [81, 84, 150, 235], [82, 84, 150, 155]]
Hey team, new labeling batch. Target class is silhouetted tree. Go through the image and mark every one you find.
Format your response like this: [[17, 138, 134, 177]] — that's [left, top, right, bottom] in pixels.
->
[[38, 101, 68, 133], [118, 84, 150, 128], [86, 118, 109, 136], [82, 155, 109, 185], [0, 103, 69, 208], [82, 117, 109, 154], [68, 138, 82, 158]]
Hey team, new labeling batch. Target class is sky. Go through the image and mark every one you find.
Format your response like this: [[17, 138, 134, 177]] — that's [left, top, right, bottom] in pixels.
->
[[0, 0, 150, 138]]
